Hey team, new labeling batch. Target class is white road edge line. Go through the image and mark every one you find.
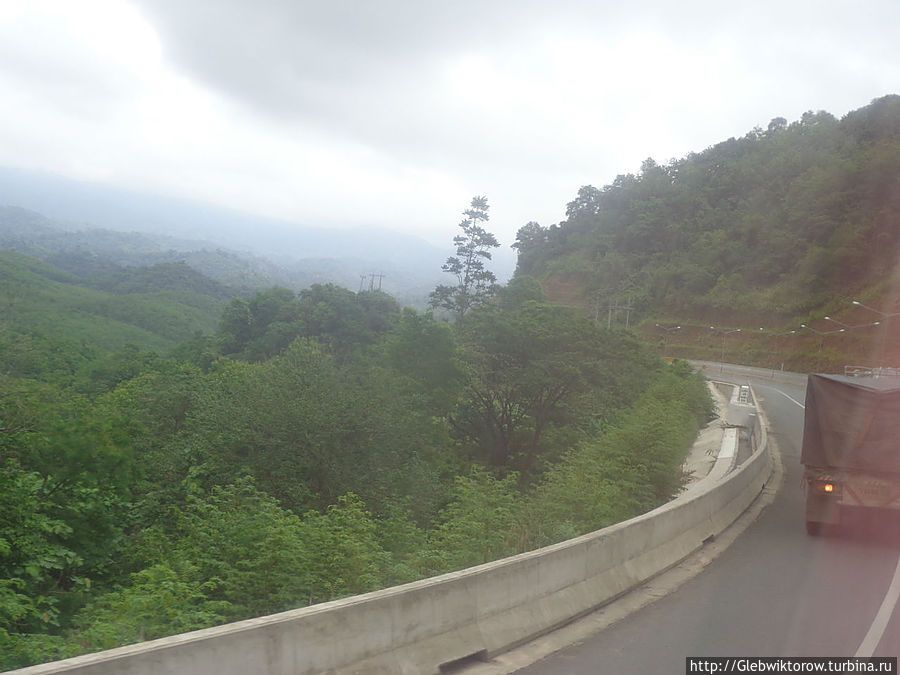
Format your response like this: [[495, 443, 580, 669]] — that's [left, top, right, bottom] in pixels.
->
[[774, 389, 805, 409], [855, 554, 900, 657]]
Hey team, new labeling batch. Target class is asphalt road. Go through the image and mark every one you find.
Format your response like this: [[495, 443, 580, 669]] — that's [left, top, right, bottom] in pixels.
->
[[515, 365, 900, 673]]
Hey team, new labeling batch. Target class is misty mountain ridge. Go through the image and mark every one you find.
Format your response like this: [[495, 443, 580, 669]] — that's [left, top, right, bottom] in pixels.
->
[[0, 167, 515, 306]]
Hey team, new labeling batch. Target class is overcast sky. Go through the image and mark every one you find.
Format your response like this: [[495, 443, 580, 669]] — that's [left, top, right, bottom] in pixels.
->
[[1, 1, 898, 248]]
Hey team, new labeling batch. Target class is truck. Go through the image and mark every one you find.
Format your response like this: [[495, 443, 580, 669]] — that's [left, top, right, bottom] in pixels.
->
[[802, 371, 900, 535]]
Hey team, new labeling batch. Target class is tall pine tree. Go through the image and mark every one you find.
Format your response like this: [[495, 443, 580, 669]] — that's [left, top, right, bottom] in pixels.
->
[[429, 196, 499, 322]]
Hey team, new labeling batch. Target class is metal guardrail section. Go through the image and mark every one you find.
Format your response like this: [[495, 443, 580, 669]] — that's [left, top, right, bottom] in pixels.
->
[[844, 365, 900, 378]]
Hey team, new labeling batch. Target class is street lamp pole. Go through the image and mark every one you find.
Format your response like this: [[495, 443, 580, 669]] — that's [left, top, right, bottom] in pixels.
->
[[711, 327, 741, 372], [656, 324, 681, 357], [770, 330, 796, 374], [801, 323, 844, 351], [824, 316, 851, 329], [851, 301, 900, 366], [850, 300, 900, 318], [824, 315, 880, 330]]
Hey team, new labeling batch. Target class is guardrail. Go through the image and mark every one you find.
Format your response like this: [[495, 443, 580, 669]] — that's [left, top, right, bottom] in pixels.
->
[[12, 388, 772, 675]]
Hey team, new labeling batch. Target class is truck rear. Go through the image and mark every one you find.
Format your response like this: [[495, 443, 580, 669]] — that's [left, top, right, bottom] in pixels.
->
[[802, 372, 900, 535]]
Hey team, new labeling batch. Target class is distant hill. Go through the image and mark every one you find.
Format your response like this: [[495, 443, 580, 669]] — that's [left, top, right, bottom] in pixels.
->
[[514, 95, 900, 370], [0, 249, 229, 382], [0, 206, 303, 295], [517, 95, 900, 320], [0, 168, 515, 305]]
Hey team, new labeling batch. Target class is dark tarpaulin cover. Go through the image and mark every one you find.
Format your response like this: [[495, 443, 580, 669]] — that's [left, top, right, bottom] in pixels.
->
[[801, 374, 900, 472]]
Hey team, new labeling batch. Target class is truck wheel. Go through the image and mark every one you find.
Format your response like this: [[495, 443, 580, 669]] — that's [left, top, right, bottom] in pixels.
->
[[806, 521, 823, 536]]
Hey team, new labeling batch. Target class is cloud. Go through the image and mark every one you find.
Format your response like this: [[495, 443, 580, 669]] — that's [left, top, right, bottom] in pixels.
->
[[1, 0, 898, 247], [129, 0, 900, 171]]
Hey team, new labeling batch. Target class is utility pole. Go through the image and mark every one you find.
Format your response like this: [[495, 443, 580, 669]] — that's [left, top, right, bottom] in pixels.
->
[[363, 273, 385, 292], [606, 298, 634, 329]]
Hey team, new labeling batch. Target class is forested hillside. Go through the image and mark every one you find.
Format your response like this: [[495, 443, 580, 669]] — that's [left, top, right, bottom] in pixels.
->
[[515, 96, 900, 323], [0, 202, 455, 307], [8, 93, 897, 667], [0, 251, 226, 387], [0, 246, 710, 669], [0, 205, 287, 295]]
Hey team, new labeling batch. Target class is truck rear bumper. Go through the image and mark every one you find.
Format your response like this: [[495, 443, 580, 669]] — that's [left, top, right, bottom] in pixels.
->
[[806, 493, 841, 525]]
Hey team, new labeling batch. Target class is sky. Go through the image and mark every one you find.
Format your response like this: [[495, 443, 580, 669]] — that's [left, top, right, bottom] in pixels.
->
[[0, 1, 898, 248]]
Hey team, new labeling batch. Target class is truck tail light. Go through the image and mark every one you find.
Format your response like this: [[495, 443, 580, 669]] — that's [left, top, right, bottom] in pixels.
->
[[812, 479, 841, 496]]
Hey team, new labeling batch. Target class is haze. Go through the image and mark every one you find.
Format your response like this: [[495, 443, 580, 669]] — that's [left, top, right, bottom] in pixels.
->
[[1, 0, 897, 247]]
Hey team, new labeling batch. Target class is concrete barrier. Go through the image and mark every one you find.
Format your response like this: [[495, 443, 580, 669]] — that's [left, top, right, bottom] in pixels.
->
[[11, 389, 772, 675]]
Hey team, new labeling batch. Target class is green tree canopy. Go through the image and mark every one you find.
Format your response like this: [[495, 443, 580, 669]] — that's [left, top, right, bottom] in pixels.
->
[[452, 302, 658, 477], [514, 96, 900, 319]]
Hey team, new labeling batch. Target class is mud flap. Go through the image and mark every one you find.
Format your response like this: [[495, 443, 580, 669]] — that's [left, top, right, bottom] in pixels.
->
[[805, 493, 841, 526]]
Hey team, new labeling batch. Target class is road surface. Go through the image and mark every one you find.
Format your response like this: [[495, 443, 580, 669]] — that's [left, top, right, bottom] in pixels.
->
[[512, 365, 900, 672]]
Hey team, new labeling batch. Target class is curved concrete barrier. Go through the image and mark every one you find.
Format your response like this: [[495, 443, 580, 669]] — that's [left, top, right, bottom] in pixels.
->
[[12, 389, 772, 675]]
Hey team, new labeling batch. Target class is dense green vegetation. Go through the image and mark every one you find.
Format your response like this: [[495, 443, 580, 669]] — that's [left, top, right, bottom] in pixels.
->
[[0, 231, 710, 668], [6, 92, 895, 665], [0, 250, 226, 386], [516, 96, 900, 322]]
